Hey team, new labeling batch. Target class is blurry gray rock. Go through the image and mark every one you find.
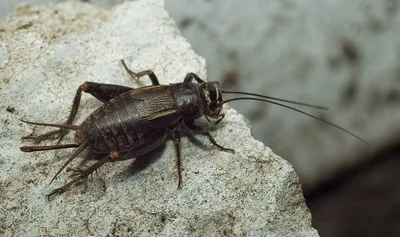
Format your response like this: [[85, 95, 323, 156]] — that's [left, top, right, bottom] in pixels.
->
[[165, 0, 400, 191], [0, 0, 318, 236]]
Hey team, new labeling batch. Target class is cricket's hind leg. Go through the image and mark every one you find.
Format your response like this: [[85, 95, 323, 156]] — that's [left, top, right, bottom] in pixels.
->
[[21, 82, 133, 144], [22, 85, 86, 144], [23, 60, 159, 145], [46, 152, 114, 199]]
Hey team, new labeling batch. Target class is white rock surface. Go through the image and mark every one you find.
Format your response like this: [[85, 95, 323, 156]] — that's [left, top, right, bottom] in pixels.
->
[[0, 0, 318, 236]]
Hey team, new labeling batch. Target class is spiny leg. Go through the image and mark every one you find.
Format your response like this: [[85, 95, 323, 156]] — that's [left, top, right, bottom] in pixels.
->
[[171, 129, 183, 189], [22, 85, 84, 144], [120, 60, 160, 85], [22, 82, 133, 144], [48, 142, 88, 185], [185, 120, 234, 153], [47, 153, 113, 199]]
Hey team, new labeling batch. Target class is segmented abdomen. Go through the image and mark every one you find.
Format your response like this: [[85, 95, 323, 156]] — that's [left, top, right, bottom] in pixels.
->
[[80, 92, 150, 153]]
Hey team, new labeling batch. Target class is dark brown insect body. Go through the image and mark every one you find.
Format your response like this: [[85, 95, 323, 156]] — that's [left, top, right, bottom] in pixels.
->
[[79, 84, 197, 154], [20, 60, 369, 199], [20, 60, 233, 198]]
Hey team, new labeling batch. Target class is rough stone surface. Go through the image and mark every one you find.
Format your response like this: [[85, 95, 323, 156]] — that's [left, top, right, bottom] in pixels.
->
[[0, 0, 318, 236]]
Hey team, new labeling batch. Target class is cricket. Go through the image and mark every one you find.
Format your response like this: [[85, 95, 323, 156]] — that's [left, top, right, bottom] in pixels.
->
[[19, 60, 370, 199]]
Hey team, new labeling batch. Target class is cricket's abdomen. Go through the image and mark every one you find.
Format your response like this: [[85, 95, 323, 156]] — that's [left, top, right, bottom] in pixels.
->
[[79, 91, 162, 153]]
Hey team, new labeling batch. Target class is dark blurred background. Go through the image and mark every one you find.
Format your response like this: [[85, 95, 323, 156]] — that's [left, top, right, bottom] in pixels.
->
[[2, 0, 400, 236], [306, 138, 400, 237]]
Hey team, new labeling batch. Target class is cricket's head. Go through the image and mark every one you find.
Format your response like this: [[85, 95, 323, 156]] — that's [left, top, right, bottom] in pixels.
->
[[199, 82, 224, 119]]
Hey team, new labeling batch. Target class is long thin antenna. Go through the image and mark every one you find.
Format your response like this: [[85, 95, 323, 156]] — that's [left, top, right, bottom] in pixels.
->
[[224, 97, 370, 146], [221, 91, 328, 110]]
